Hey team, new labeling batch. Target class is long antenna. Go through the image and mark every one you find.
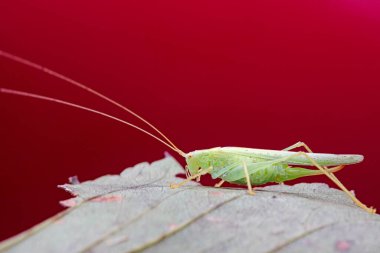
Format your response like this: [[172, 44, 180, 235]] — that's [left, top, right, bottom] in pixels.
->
[[1, 88, 186, 157], [0, 50, 181, 152]]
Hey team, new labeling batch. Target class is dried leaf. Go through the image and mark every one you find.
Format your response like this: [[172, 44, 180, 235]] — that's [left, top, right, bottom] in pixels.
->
[[1, 156, 380, 253]]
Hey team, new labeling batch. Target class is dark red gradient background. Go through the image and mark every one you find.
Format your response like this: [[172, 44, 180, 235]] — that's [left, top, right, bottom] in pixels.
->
[[1, 0, 380, 240]]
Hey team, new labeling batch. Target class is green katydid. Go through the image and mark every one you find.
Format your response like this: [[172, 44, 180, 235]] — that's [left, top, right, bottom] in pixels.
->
[[0, 50, 375, 214]]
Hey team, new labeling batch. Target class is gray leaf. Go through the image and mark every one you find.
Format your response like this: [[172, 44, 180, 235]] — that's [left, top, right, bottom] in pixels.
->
[[1, 156, 379, 253]]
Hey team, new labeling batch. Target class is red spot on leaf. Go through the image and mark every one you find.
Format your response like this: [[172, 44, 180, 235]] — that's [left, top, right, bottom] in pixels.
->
[[168, 224, 178, 231], [91, 195, 123, 203], [336, 240, 353, 252], [209, 191, 223, 197], [206, 215, 223, 223]]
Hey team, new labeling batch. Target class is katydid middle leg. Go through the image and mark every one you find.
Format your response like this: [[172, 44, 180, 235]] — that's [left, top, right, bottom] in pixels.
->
[[214, 180, 225, 187], [243, 161, 255, 195]]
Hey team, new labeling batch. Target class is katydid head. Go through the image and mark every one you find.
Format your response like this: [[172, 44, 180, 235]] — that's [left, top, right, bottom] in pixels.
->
[[185, 153, 200, 175], [185, 150, 215, 175]]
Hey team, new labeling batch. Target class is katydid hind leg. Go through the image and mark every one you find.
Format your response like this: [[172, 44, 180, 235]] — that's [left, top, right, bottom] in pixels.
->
[[279, 142, 309, 185], [238, 151, 374, 213], [290, 143, 350, 192], [283, 142, 353, 197], [283, 141, 313, 153], [283, 152, 375, 214]]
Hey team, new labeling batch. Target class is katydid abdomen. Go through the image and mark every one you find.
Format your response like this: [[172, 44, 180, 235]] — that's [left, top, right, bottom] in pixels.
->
[[186, 147, 362, 186]]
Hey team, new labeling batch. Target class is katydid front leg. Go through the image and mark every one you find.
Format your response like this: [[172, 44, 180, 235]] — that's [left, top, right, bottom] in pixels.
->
[[170, 167, 213, 189]]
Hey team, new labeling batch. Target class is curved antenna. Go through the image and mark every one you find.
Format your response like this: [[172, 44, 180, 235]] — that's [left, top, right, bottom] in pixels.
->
[[1, 88, 186, 157], [0, 50, 181, 152]]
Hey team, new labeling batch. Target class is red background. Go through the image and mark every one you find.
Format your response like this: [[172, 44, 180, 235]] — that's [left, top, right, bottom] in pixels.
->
[[1, 0, 380, 240]]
